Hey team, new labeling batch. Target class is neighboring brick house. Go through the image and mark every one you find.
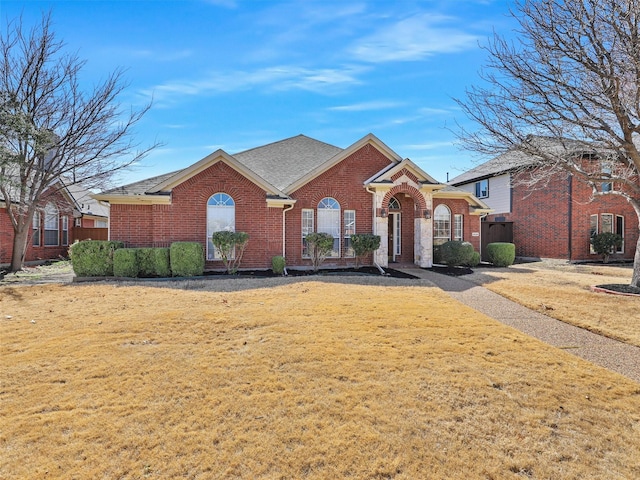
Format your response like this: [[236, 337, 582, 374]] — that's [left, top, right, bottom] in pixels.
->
[[1, 186, 74, 265], [1, 182, 110, 266], [449, 142, 639, 261], [95, 134, 490, 270]]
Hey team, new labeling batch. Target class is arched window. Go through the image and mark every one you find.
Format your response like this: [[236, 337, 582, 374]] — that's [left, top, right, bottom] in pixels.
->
[[433, 205, 451, 246], [207, 193, 235, 260], [317, 197, 340, 257], [44, 203, 59, 246], [388, 196, 401, 210]]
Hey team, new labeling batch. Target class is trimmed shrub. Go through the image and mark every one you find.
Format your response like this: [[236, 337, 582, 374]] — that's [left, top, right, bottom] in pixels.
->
[[211, 231, 249, 274], [113, 248, 139, 278], [439, 241, 476, 267], [69, 240, 124, 276], [350, 233, 381, 268], [170, 242, 205, 277], [305, 232, 335, 271], [486, 242, 516, 267], [467, 250, 481, 268], [272, 255, 286, 275], [152, 248, 171, 277], [591, 232, 623, 263], [135, 248, 156, 278]]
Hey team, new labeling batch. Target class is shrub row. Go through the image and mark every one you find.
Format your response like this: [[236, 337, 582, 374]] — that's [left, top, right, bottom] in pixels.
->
[[70, 241, 204, 278], [433, 241, 515, 268]]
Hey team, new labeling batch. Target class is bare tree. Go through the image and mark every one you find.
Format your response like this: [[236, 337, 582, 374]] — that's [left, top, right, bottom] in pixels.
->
[[456, 0, 640, 287], [0, 12, 156, 271]]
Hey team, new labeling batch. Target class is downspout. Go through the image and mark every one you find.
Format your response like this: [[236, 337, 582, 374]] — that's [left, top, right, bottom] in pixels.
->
[[282, 203, 295, 275], [366, 185, 386, 275]]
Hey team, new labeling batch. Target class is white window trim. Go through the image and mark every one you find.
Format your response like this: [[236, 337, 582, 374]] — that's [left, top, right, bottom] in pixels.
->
[[344, 210, 355, 258], [44, 203, 59, 247], [433, 205, 451, 246], [317, 197, 340, 258], [302, 209, 314, 258], [207, 193, 235, 261], [61, 216, 69, 246], [454, 214, 463, 242], [33, 211, 41, 247]]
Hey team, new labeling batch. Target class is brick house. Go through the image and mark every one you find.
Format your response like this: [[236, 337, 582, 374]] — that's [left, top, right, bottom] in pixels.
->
[[2, 186, 74, 266], [449, 143, 638, 261], [1, 182, 110, 266], [95, 134, 490, 270]]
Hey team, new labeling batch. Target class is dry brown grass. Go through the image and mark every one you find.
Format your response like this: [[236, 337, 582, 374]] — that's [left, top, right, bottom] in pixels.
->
[[1, 281, 639, 479], [468, 262, 640, 347]]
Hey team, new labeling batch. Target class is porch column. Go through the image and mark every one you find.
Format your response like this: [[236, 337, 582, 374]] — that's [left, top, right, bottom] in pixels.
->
[[371, 188, 389, 268], [414, 191, 433, 268]]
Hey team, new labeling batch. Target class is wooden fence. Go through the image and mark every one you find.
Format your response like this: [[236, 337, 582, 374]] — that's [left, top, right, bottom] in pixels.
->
[[74, 227, 108, 242]]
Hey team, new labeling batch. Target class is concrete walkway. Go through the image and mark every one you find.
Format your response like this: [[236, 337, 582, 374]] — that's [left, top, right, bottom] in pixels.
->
[[400, 268, 640, 384]]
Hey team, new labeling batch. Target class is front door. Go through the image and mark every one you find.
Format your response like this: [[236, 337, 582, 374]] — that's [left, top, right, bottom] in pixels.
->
[[388, 213, 401, 262]]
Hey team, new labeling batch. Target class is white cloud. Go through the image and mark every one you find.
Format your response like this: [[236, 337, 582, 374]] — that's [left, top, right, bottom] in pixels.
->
[[328, 100, 405, 112], [142, 65, 367, 104], [349, 13, 479, 63]]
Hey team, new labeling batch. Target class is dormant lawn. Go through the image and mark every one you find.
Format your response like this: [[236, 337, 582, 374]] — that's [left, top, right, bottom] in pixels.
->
[[468, 261, 640, 347], [1, 278, 639, 479]]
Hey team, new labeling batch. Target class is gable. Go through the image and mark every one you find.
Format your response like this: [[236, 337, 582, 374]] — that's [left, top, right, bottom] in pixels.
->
[[285, 133, 403, 193]]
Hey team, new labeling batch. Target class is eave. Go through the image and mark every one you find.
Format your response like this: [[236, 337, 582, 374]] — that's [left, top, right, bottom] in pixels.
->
[[91, 193, 172, 205]]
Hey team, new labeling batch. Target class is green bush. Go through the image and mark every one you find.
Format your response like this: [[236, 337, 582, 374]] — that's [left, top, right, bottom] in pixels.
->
[[272, 255, 286, 275], [439, 241, 476, 267], [211, 231, 249, 274], [170, 242, 205, 277], [467, 250, 481, 268], [113, 248, 139, 278], [152, 248, 171, 277], [591, 232, 623, 263], [350, 233, 381, 268], [486, 242, 516, 267], [305, 232, 335, 271], [69, 240, 124, 276]]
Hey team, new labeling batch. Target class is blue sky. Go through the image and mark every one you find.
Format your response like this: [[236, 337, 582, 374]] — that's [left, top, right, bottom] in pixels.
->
[[1, 0, 516, 185]]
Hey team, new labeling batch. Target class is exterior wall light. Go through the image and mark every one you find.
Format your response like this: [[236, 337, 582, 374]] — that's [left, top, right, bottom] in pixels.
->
[[423, 209, 431, 219], [379, 207, 388, 218]]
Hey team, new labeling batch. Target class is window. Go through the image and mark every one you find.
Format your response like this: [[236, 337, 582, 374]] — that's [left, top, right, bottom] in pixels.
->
[[95, 220, 108, 228], [589, 214, 598, 254], [302, 209, 314, 258], [44, 203, 59, 246], [32, 211, 41, 246], [590, 213, 624, 254], [433, 205, 451, 246], [601, 162, 613, 192], [317, 197, 340, 257], [616, 215, 624, 253], [601, 213, 613, 234], [475, 179, 489, 198], [454, 214, 463, 242], [75, 217, 82, 227], [344, 210, 355, 257], [388, 197, 401, 210], [206, 193, 235, 260], [61, 216, 69, 246]]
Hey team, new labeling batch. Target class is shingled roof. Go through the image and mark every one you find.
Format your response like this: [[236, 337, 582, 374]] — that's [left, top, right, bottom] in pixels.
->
[[98, 135, 343, 197], [233, 134, 343, 191], [449, 136, 598, 186]]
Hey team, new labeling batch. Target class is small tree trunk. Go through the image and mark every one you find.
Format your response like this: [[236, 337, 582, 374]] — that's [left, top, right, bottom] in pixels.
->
[[632, 234, 640, 288], [10, 227, 29, 272]]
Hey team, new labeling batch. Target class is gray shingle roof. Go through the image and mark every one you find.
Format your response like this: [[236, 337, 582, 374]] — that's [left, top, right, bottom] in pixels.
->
[[99, 170, 184, 196], [98, 135, 343, 196], [233, 134, 343, 191], [449, 136, 596, 185]]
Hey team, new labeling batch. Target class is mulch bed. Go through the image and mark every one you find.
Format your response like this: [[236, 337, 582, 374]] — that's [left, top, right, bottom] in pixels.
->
[[592, 284, 640, 296], [204, 266, 418, 279]]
